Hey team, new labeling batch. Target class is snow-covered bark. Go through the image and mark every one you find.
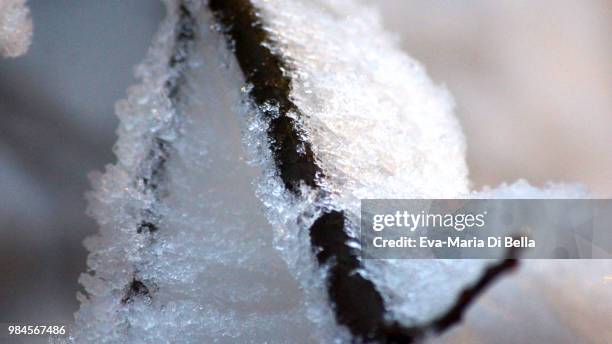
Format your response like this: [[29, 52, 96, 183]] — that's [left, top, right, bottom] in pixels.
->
[[0, 0, 32, 57]]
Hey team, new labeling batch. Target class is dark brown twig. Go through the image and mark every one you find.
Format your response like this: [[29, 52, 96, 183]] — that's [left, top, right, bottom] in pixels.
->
[[207, 1, 519, 342]]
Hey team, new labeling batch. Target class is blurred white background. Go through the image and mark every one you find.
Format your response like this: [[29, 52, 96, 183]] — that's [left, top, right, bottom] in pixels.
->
[[0, 1, 610, 342], [377, 0, 612, 196]]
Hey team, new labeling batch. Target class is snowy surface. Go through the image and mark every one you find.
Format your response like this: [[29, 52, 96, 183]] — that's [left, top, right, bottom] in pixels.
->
[[0, 0, 32, 57]]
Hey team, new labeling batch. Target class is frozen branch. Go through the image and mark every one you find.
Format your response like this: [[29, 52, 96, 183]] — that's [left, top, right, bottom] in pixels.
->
[[209, 1, 521, 342], [72, 0, 538, 342]]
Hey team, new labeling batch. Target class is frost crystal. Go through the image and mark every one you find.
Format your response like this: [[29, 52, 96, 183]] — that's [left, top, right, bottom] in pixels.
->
[[0, 0, 32, 57]]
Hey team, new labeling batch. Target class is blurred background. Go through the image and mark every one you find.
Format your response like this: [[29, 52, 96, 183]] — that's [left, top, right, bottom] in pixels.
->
[[0, 0, 610, 342], [377, 0, 612, 196], [0, 0, 164, 336]]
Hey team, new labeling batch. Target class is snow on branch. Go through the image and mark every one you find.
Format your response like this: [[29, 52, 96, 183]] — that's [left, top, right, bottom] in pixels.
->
[[70, 1, 584, 343]]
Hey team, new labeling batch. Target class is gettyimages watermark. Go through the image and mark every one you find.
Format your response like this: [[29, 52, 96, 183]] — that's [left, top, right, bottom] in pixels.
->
[[360, 199, 612, 259]]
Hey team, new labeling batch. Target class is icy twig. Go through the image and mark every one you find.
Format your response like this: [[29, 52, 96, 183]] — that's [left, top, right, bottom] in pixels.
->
[[429, 247, 520, 334], [120, 0, 196, 304], [70, 1, 196, 341], [208, 1, 514, 342]]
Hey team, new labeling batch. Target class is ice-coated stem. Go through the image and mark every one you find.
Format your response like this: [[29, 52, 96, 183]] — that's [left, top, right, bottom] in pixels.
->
[[122, 0, 196, 304], [208, 1, 519, 342]]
